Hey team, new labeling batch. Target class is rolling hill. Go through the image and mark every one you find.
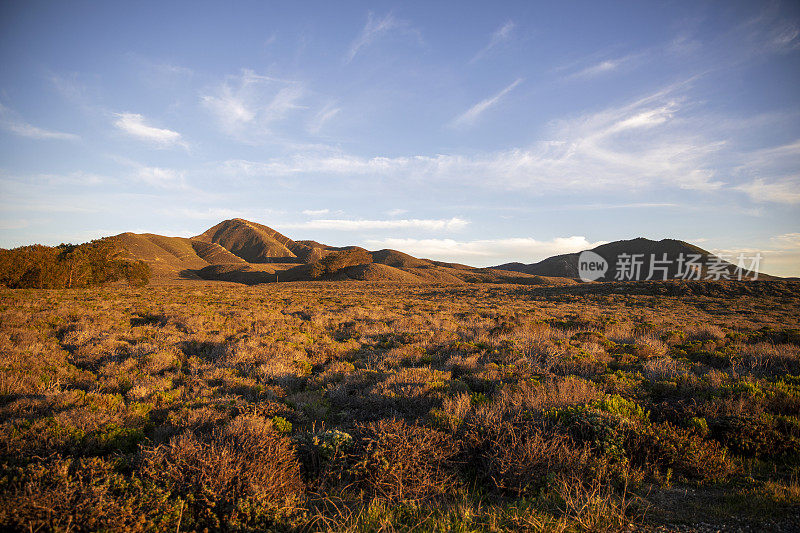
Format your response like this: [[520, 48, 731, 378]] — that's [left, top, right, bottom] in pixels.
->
[[109, 219, 574, 286], [493, 237, 769, 281], [109, 220, 771, 285]]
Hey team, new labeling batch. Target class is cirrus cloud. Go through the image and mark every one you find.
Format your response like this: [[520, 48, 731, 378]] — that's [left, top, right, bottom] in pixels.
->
[[114, 113, 186, 148], [279, 217, 468, 232]]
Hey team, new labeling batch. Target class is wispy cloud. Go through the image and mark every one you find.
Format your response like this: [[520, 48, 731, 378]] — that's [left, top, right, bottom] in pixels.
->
[[450, 78, 522, 128], [223, 85, 731, 193], [0, 104, 79, 141], [280, 217, 468, 232], [566, 53, 640, 80], [733, 139, 800, 204], [114, 113, 186, 148], [307, 103, 340, 134], [735, 178, 800, 204], [133, 166, 187, 190], [302, 209, 330, 216], [345, 12, 419, 63], [201, 69, 305, 141], [771, 233, 800, 249], [471, 20, 515, 63], [711, 232, 800, 278], [740, 6, 800, 55], [364, 236, 607, 266]]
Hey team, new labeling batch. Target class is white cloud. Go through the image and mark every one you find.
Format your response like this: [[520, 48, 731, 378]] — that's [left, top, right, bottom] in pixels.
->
[[220, 86, 728, 193], [451, 78, 522, 128], [0, 104, 79, 141], [201, 69, 305, 141], [4, 121, 80, 141], [742, 7, 800, 54], [114, 113, 185, 147], [302, 209, 330, 216], [364, 236, 607, 266], [733, 140, 800, 203], [770, 233, 800, 249], [386, 208, 407, 216], [567, 54, 638, 79], [307, 103, 340, 134], [280, 217, 469, 232], [345, 12, 419, 63], [712, 234, 800, 278], [134, 166, 187, 189], [471, 20, 515, 63], [735, 178, 800, 204]]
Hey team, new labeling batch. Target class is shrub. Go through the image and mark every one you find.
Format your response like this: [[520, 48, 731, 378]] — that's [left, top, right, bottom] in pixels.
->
[[0, 455, 177, 532], [711, 415, 800, 459], [689, 416, 710, 437], [463, 418, 591, 497], [272, 416, 292, 434], [594, 394, 648, 422], [137, 417, 303, 530], [346, 419, 461, 503], [629, 421, 736, 482]]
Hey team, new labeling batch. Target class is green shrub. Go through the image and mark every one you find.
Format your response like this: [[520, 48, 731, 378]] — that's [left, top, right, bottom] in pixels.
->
[[689, 417, 710, 437], [272, 416, 292, 434], [630, 422, 736, 482]]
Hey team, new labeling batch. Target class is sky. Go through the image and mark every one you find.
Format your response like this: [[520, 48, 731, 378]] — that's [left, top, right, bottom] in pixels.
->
[[1, 0, 799, 276]]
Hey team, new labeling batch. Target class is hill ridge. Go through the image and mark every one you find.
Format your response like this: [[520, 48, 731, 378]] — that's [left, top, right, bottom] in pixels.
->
[[108, 220, 774, 284]]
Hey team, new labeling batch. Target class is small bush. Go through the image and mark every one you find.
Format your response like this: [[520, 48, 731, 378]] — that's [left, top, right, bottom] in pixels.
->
[[0, 455, 177, 532], [137, 417, 303, 530], [630, 421, 737, 482], [464, 418, 591, 497], [346, 419, 461, 503], [272, 416, 292, 434]]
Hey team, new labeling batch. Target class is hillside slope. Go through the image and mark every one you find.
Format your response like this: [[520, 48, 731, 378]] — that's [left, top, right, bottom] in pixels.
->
[[111, 222, 770, 285], [112, 233, 209, 279], [494, 237, 769, 281], [193, 218, 316, 263]]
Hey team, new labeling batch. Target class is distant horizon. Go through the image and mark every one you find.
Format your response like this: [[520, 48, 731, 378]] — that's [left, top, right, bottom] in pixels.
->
[[0, 216, 791, 278], [1, 1, 798, 276]]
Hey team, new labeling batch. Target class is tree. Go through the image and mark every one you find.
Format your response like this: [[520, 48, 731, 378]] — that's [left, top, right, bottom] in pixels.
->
[[309, 248, 372, 278], [0, 239, 151, 289], [121, 260, 151, 287]]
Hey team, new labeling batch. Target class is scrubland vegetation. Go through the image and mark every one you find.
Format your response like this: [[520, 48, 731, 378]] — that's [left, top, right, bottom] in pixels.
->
[[0, 240, 150, 289], [1, 281, 799, 531]]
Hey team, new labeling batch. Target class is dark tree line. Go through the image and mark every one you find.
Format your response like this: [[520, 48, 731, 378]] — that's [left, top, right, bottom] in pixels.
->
[[0, 239, 150, 289]]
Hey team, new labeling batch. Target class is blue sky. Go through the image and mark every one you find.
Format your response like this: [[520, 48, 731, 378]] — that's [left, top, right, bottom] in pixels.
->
[[1, 0, 799, 275]]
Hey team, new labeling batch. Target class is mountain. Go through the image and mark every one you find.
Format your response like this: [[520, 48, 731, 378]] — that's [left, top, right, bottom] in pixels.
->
[[110, 222, 774, 285], [109, 218, 577, 286], [193, 218, 325, 263], [494, 237, 771, 281]]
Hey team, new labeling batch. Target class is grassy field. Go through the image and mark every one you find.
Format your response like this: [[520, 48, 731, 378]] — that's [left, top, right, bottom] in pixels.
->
[[1, 281, 799, 531]]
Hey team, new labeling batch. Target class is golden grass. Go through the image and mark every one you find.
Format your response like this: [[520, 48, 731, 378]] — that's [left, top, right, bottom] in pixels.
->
[[0, 280, 799, 531]]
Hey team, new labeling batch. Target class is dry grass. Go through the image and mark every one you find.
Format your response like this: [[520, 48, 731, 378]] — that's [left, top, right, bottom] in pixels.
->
[[0, 280, 799, 531]]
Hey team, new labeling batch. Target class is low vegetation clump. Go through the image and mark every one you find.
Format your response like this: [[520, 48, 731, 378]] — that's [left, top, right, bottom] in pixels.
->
[[309, 248, 373, 278], [1, 280, 799, 530]]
